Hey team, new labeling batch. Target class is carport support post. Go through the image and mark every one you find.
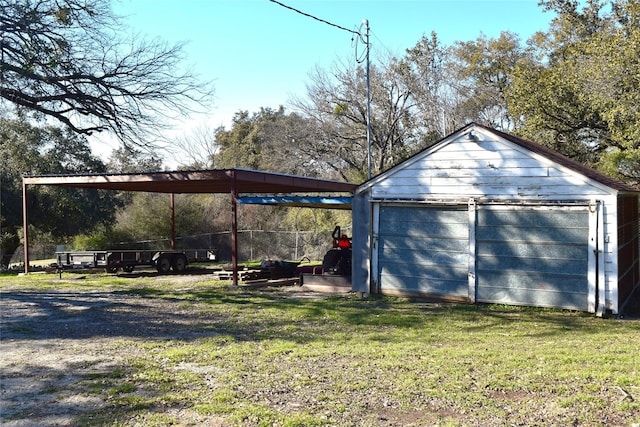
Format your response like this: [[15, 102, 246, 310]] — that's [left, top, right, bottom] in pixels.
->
[[170, 193, 176, 250], [231, 173, 239, 287], [22, 180, 30, 274]]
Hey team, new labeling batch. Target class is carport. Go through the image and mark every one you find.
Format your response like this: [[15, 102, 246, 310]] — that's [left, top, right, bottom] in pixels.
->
[[22, 168, 357, 284]]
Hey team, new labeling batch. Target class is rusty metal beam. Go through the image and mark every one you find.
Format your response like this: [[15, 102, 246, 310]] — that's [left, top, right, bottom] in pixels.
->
[[231, 170, 239, 287], [22, 181, 29, 274], [21, 169, 358, 195]]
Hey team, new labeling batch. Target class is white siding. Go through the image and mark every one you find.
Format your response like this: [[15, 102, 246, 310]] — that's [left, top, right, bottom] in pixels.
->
[[371, 135, 612, 201], [603, 195, 619, 313]]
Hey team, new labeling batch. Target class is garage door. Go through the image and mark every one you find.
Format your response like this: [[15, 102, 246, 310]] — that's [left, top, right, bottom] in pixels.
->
[[377, 205, 469, 298], [475, 206, 590, 310]]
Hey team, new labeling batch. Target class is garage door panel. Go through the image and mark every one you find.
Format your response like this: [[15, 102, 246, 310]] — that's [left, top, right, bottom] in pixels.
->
[[477, 256, 586, 275], [378, 205, 469, 298], [381, 243, 468, 265], [380, 264, 468, 284], [381, 219, 468, 238], [478, 241, 586, 261], [381, 207, 463, 223], [380, 235, 469, 253], [476, 207, 589, 310], [477, 225, 587, 244], [381, 270, 469, 296], [478, 270, 587, 291], [477, 271, 588, 310], [481, 210, 585, 226]]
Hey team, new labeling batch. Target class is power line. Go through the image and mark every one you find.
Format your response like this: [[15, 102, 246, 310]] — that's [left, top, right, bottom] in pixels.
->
[[268, 0, 372, 179], [268, 0, 361, 36]]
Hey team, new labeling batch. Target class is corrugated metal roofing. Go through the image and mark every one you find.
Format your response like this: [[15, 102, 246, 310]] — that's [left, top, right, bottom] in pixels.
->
[[22, 168, 358, 195]]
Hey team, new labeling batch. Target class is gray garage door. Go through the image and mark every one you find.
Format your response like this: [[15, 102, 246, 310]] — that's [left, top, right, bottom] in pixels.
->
[[378, 205, 469, 297], [475, 207, 590, 310]]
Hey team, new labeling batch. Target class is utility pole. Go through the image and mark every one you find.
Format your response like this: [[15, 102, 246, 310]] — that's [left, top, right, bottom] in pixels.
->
[[364, 19, 371, 180]]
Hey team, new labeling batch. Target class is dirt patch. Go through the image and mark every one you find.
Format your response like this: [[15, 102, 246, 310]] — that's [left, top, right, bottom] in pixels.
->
[[0, 276, 330, 426], [2, 293, 185, 425]]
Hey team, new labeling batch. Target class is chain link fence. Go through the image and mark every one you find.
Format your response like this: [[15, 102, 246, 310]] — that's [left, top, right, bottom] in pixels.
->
[[166, 228, 351, 262], [13, 228, 352, 265], [8, 243, 59, 264]]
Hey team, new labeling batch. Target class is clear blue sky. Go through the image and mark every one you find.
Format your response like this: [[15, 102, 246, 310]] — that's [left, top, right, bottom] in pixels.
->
[[114, 0, 555, 126], [103, 0, 556, 163]]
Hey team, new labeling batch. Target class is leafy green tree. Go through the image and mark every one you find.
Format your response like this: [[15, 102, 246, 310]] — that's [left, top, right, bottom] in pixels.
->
[[111, 193, 220, 248], [214, 107, 323, 176], [102, 145, 166, 210], [507, 0, 640, 183], [257, 110, 328, 177], [214, 110, 265, 170], [113, 193, 173, 245], [451, 31, 525, 131], [107, 147, 163, 173], [0, 118, 118, 266]]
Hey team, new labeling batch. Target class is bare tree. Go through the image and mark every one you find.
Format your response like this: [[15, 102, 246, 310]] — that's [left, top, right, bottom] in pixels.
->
[[0, 0, 214, 148], [173, 124, 219, 169], [397, 32, 458, 140], [294, 56, 416, 181]]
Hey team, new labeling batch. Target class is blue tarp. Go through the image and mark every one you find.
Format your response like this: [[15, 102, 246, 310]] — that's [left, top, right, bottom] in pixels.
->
[[237, 196, 352, 209]]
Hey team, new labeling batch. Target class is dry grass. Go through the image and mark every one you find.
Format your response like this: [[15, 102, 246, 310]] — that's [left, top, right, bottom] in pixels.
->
[[1, 271, 639, 426]]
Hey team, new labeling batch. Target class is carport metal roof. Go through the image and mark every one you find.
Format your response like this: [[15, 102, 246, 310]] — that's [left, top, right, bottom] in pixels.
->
[[22, 168, 358, 283], [22, 168, 357, 194]]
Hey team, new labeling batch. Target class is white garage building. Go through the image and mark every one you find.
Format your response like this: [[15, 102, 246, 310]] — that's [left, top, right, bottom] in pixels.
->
[[352, 123, 640, 316]]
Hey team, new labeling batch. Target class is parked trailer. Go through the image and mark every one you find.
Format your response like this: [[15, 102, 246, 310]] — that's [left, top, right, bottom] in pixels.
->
[[55, 249, 217, 274]]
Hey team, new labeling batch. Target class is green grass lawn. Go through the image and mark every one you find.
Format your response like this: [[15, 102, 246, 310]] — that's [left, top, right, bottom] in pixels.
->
[[1, 272, 639, 426]]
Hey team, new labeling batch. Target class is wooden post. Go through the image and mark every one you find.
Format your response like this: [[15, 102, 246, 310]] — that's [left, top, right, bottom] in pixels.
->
[[22, 180, 30, 274]]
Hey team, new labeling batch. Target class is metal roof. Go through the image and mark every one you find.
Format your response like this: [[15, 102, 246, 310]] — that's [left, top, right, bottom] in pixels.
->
[[22, 168, 358, 195], [237, 196, 352, 209]]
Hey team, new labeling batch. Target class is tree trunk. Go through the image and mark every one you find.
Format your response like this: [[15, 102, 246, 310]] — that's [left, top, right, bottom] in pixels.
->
[[1, 235, 20, 268]]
